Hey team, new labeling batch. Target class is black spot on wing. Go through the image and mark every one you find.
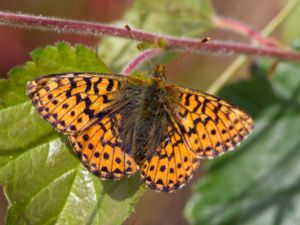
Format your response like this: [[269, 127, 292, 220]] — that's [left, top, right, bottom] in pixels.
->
[[83, 77, 92, 92], [201, 99, 209, 114], [106, 79, 114, 91], [93, 78, 102, 94], [70, 77, 77, 89], [192, 97, 202, 113], [184, 93, 192, 106]]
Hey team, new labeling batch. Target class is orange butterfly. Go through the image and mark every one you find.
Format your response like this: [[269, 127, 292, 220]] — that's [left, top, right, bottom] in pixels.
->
[[27, 65, 253, 192]]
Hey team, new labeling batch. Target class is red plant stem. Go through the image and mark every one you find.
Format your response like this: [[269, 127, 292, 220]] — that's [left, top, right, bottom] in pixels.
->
[[213, 16, 277, 47], [121, 48, 163, 75], [1, 11, 300, 61]]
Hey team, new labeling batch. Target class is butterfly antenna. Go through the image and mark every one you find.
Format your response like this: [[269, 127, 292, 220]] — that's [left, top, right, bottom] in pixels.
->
[[124, 24, 155, 72], [170, 37, 210, 65]]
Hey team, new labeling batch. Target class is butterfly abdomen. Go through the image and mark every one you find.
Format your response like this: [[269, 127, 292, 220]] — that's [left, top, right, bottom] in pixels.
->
[[118, 78, 170, 164]]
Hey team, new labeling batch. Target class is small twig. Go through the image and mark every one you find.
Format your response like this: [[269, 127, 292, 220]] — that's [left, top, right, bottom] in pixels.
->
[[213, 16, 277, 47], [121, 48, 163, 75], [1, 11, 300, 61], [207, 0, 299, 94]]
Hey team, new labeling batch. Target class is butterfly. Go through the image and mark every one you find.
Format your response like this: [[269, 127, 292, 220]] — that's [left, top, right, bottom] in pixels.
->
[[26, 64, 253, 192]]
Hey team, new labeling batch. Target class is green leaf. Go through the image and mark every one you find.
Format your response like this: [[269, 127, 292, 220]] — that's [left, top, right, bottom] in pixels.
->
[[98, 0, 214, 71], [185, 60, 300, 225], [0, 42, 144, 225], [0, 42, 109, 108], [126, 0, 214, 37]]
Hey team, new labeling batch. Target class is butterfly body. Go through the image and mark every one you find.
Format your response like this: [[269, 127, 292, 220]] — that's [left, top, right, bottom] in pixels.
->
[[27, 65, 254, 192], [116, 70, 171, 163]]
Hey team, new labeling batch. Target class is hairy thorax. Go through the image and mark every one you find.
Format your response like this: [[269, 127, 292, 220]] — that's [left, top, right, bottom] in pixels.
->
[[117, 77, 174, 164]]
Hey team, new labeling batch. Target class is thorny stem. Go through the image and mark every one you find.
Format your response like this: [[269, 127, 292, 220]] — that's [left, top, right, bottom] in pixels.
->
[[1, 11, 300, 61], [207, 0, 299, 94], [121, 48, 163, 75]]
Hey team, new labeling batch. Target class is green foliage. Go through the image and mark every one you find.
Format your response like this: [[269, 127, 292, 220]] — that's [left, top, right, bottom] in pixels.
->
[[98, 0, 214, 71], [0, 42, 144, 225], [185, 60, 300, 225], [0, 42, 109, 108], [125, 0, 213, 36]]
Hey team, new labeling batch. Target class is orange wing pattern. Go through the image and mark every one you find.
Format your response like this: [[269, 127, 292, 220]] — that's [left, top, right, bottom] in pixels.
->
[[27, 73, 139, 179], [140, 121, 199, 192], [69, 111, 139, 179], [167, 86, 254, 159], [27, 73, 128, 134]]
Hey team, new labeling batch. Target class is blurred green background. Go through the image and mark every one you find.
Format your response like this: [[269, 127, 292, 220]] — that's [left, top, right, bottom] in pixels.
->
[[1, 0, 300, 225]]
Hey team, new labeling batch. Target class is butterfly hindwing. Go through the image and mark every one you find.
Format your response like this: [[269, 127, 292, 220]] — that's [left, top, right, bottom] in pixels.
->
[[27, 73, 129, 133], [140, 121, 199, 192], [167, 86, 254, 158], [69, 110, 139, 179]]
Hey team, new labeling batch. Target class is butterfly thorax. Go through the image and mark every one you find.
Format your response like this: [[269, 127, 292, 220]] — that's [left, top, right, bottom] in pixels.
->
[[118, 68, 172, 164]]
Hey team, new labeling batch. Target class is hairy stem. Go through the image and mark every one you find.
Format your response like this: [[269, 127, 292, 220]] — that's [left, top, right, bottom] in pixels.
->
[[121, 48, 163, 75], [207, 0, 299, 94], [1, 11, 300, 61], [213, 16, 277, 47]]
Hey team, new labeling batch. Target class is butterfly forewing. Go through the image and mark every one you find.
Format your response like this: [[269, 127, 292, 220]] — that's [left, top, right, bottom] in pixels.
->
[[27, 73, 129, 134], [166, 86, 254, 158]]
